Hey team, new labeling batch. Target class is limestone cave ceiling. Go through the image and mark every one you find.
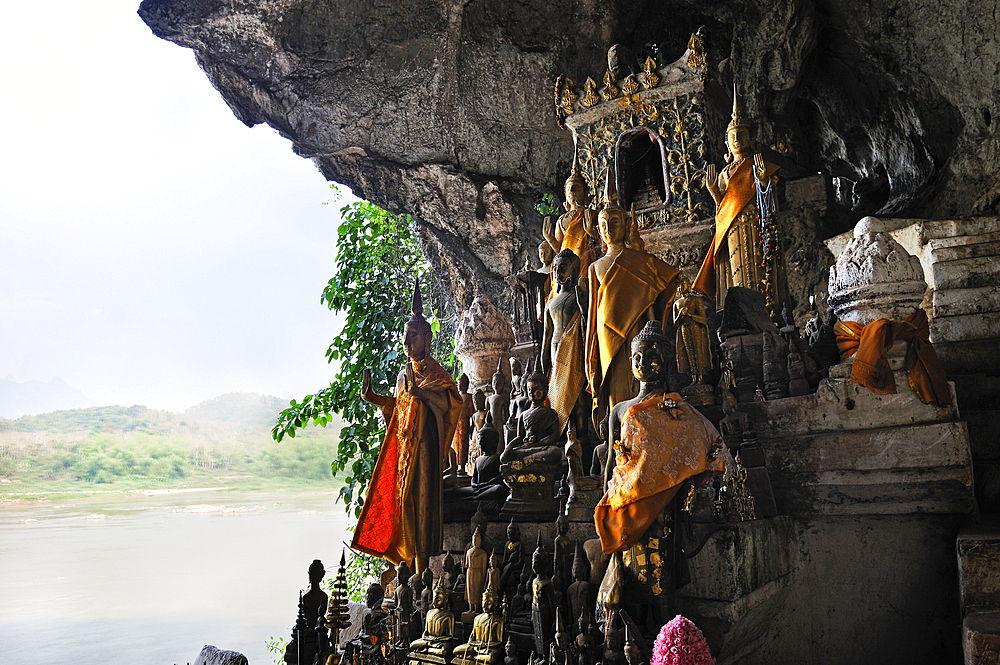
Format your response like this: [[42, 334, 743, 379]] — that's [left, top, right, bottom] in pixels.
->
[[139, 0, 998, 311]]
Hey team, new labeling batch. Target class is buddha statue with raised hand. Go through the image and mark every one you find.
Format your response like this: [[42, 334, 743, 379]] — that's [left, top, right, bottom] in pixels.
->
[[693, 83, 787, 317], [543, 151, 599, 280], [410, 577, 458, 664], [354, 280, 464, 575]]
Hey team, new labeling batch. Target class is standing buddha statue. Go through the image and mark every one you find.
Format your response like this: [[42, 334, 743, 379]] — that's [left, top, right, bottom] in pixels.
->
[[543, 151, 599, 281], [693, 84, 787, 317]]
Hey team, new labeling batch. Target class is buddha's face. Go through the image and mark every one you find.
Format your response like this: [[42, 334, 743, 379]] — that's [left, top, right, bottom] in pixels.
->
[[473, 529, 482, 547], [491, 373, 504, 393], [403, 325, 431, 361], [565, 181, 588, 209], [631, 339, 667, 383], [483, 590, 497, 613], [538, 243, 554, 266], [526, 377, 547, 403], [727, 126, 752, 158], [598, 209, 627, 246], [552, 255, 577, 285], [459, 374, 470, 392], [433, 584, 449, 609]]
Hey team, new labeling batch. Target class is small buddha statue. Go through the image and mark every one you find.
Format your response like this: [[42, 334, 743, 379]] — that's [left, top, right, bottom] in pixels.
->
[[410, 578, 457, 664], [531, 533, 556, 657], [465, 526, 489, 618], [451, 584, 505, 665], [631, 162, 664, 210], [499, 519, 524, 599], [503, 635, 518, 665], [719, 390, 746, 450], [500, 371, 562, 466], [542, 152, 599, 280], [448, 424, 507, 504], [787, 349, 811, 397], [553, 514, 573, 592], [487, 359, 511, 444], [566, 543, 592, 636], [473, 389, 489, 434], [454, 373, 476, 474], [303, 559, 329, 640], [673, 276, 712, 386], [394, 561, 415, 646], [443, 552, 460, 591], [421, 568, 435, 624], [507, 358, 535, 439]]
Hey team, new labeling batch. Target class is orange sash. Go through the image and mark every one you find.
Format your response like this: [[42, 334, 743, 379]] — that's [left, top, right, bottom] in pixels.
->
[[692, 158, 779, 298], [834, 309, 950, 407]]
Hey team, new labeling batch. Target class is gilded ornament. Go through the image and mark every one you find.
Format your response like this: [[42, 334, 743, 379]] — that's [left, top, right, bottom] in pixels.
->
[[582, 77, 600, 108], [642, 56, 660, 88], [686, 31, 705, 69], [602, 70, 619, 100], [561, 78, 577, 116], [621, 75, 639, 96]]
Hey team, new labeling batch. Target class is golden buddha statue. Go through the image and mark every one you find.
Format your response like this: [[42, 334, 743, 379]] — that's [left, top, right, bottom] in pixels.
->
[[693, 84, 787, 317], [451, 584, 504, 665], [543, 151, 599, 281], [585, 173, 682, 433], [672, 276, 712, 384], [410, 578, 457, 664]]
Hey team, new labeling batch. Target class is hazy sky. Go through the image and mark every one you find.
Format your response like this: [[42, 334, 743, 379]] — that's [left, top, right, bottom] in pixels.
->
[[0, 2, 354, 412]]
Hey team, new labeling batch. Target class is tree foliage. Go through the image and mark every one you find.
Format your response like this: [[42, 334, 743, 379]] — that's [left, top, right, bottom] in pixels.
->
[[272, 193, 455, 516]]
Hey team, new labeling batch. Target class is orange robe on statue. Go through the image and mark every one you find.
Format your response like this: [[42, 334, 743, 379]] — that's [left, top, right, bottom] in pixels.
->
[[352, 357, 463, 564], [557, 208, 597, 278], [595, 393, 724, 554]]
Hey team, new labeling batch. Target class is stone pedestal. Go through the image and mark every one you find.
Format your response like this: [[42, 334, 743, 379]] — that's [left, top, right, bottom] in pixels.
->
[[499, 460, 562, 522], [565, 476, 602, 522]]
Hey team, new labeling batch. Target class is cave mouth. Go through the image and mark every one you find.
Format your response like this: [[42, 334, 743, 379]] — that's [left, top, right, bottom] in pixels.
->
[[615, 127, 669, 213]]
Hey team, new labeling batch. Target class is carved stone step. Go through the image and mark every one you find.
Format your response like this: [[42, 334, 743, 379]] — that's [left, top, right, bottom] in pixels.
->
[[932, 286, 1000, 318], [931, 239, 1000, 263], [958, 522, 1000, 615]]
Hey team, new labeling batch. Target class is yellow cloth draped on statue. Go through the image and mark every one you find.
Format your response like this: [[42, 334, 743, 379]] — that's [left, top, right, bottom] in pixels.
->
[[585, 249, 681, 426], [595, 393, 724, 554], [558, 208, 596, 278], [352, 357, 463, 564], [692, 158, 781, 309], [548, 309, 585, 432]]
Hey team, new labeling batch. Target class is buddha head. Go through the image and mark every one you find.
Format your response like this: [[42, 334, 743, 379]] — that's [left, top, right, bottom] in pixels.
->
[[474, 389, 487, 412], [472, 525, 483, 548], [482, 586, 498, 614], [490, 550, 501, 569], [403, 279, 433, 362], [531, 532, 546, 575], [477, 424, 500, 456], [525, 372, 548, 404], [507, 518, 520, 543], [433, 577, 450, 609], [552, 249, 581, 287], [538, 241, 555, 268], [556, 512, 568, 536], [491, 357, 506, 395], [365, 582, 385, 610], [308, 559, 325, 586], [397, 560, 411, 586], [459, 372, 470, 394], [630, 320, 670, 383], [726, 83, 754, 161], [564, 157, 590, 211]]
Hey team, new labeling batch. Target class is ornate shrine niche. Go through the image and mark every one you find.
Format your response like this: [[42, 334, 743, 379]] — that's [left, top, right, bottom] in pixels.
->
[[615, 127, 669, 214], [557, 40, 718, 274]]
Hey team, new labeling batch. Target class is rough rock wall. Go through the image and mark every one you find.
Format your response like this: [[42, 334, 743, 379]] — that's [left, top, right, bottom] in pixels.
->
[[138, 0, 1000, 314]]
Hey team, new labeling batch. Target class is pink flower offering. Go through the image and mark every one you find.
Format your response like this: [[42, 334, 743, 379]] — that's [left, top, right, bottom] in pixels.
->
[[650, 615, 714, 665]]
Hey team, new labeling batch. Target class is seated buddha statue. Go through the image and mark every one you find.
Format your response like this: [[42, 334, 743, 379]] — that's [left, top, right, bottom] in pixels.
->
[[451, 584, 504, 665], [410, 578, 457, 664], [499, 371, 562, 468]]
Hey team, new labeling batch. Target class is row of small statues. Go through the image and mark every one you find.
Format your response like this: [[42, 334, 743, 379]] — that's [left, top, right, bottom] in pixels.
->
[[285, 520, 663, 665]]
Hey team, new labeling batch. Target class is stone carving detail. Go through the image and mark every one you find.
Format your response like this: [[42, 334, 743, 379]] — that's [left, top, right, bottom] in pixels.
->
[[454, 296, 515, 390], [828, 216, 927, 325]]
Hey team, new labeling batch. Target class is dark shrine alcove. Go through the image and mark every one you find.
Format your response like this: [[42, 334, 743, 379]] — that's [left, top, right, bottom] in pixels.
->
[[615, 127, 669, 213]]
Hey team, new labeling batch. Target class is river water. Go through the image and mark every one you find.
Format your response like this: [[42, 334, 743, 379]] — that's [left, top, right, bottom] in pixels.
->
[[0, 488, 352, 665]]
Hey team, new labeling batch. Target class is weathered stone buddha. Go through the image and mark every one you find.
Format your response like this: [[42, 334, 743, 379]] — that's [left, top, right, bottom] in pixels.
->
[[530, 534, 556, 657], [500, 372, 561, 467], [542, 249, 588, 435], [354, 281, 464, 575], [693, 84, 787, 317], [566, 543, 592, 635], [465, 526, 489, 618], [453, 373, 475, 474], [451, 584, 505, 665], [586, 173, 682, 433], [394, 561, 415, 647], [447, 424, 507, 504], [543, 153, 598, 280], [486, 359, 510, 446], [499, 519, 524, 598], [410, 578, 457, 664]]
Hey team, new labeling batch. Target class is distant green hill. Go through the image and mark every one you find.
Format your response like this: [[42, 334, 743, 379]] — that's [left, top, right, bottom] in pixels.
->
[[183, 392, 291, 429], [6, 404, 175, 434]]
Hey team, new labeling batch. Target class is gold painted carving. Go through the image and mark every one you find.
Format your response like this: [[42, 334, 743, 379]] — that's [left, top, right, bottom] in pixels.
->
[[561, 78, 577, 116], [642, 57, 660, 88], [621, 74, 639, 96], [686, 32, 705, 68], [602, 70, 619, 100], [582, 77, 600, 108]]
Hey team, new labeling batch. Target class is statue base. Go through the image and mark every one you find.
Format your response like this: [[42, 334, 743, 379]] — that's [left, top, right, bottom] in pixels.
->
[[500, 460, 562, 522], [566, 475, 602, 522], [682, 381, 716, 407]]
